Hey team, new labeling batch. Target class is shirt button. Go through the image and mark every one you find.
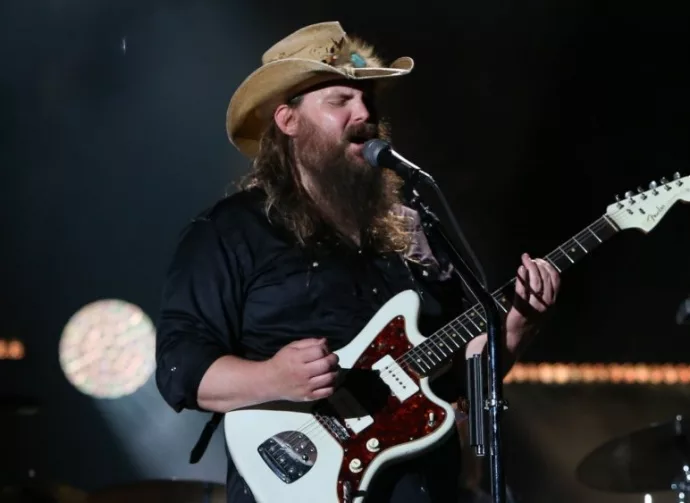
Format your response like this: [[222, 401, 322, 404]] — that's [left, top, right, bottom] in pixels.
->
[[312, 261, 319, 268], [170, 366, 177, 372], [372, 288, 378, 294]]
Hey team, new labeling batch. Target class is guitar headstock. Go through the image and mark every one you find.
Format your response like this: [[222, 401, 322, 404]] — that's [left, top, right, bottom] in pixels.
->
[[606, 172, 690, 232]]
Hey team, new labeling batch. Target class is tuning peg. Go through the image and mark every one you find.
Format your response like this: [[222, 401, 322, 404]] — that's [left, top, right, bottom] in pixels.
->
[[674, 172, 681, 180], [649, 181, 658, 189], [615, 194, 621, 201], [625, 190, 634, 198], [637, 186, 644, 193], [661, 177, 669, 184]]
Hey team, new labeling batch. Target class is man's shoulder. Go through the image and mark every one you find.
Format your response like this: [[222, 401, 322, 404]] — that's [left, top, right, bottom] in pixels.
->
[[193, 187, 268, 231]]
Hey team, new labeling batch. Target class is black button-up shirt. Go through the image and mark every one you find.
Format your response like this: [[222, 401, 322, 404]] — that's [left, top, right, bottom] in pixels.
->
[[155, 188, 470, 503]]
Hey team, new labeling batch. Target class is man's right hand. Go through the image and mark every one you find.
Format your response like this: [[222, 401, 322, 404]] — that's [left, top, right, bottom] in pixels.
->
[[266, 338, 340, 402]]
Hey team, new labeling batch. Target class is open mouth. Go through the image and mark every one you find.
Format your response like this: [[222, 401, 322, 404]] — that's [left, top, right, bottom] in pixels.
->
[[349, 135, 374, 145]]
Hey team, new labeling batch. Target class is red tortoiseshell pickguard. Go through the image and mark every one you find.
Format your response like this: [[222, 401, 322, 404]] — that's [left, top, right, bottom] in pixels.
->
[[332, 315, 447, 502]]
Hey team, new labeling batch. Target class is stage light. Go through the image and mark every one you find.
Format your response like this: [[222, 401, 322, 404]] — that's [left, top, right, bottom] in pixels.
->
[[0, 339, 25, 360], [7, 339, 25, 360], [59, 299, 156, 399], [504, 363, 690, 385]]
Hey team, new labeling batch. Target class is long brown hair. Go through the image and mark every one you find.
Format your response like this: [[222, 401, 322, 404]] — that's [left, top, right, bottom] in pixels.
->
[[237, 108, 413, 254]]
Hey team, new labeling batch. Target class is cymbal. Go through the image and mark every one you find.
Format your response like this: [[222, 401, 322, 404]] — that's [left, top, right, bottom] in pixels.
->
[[87, 480, 225, 503], [577, 415, 690, 493]]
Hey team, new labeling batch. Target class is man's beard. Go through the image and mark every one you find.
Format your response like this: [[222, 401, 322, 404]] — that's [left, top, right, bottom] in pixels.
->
[[294, 119, 398, 244]]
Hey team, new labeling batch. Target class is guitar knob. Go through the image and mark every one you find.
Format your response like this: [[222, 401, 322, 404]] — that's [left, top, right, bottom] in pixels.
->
[[366, 438, 380, 452], [349, 458, 363, 473]]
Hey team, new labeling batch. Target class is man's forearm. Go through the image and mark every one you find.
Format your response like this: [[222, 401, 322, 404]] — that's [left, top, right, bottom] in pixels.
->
[[197, 355, 279, 413], [465, 325, 538, 377]]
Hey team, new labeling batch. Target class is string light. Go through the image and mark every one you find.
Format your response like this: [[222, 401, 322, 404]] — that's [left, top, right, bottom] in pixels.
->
[[504, 363, 690, 384]]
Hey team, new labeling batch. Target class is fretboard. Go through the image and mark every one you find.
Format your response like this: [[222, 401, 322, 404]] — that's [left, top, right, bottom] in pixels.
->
[[398, 215, 620, 377]]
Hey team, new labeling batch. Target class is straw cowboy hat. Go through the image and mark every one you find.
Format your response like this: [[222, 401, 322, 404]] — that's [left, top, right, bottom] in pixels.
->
[[226, 21, 414, 158]]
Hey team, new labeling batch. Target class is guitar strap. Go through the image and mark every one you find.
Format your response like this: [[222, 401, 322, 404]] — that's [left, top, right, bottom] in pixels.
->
[[189, 412, 223, 463]]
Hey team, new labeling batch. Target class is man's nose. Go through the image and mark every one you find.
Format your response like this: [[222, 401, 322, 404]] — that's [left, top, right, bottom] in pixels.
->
[[350, 99, 371, 124]]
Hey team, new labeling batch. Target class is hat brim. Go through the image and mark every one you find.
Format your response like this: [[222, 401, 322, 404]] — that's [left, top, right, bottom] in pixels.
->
[[226, 56, 414, 158]]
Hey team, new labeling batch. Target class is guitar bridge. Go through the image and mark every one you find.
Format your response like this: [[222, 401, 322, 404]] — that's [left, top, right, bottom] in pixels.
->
[[257, 431, 317, 484]]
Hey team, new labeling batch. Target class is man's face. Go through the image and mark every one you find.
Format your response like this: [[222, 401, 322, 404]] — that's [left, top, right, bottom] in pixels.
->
[[283, 82, 396, 234], [293, 82, 379, 167]]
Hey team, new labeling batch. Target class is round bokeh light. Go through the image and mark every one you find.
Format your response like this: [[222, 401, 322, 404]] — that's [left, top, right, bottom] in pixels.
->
[[59, 299, 156, 399]]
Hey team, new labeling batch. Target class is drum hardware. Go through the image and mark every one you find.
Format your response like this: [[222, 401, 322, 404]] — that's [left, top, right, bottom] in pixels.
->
[[577, 414, 690, 502]]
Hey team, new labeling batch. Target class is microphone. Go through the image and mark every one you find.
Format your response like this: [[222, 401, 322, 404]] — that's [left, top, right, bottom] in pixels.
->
[[363, 139, 435, 185], [678, 297, 690, 325]]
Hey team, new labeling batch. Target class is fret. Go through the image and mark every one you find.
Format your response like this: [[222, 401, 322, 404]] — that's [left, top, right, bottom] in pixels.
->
[[445, 323, 468, 345], [572, 236, 588, 253], [451, 318, 476, 340], [405, 351, 428, 375], [408, 347, 433, 372], [545, 255, 564, 273], [472, 307, 487, 324], [465, 311, 482, 331], [418, 342, 443, 365], [558, 245, 575, 263], [492, 286, 513, 313], [404, 354, 427, 375], [560, 238, 588, 263], [577, 228, 602, 250], [586, 226, 602, 243], [428, 334, 449, 357], [459, 316, 481, 337], [465, 316, 483, 337], [437, 329, 458, 353], [439, 329, 462, 349], [598, 216, 619, 239]]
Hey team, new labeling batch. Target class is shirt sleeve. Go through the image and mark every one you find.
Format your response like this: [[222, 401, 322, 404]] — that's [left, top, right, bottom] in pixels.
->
[[155, 217, 243, 412]]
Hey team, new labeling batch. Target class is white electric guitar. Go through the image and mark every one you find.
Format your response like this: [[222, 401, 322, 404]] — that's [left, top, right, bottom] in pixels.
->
[[224, 173, 690, 503]]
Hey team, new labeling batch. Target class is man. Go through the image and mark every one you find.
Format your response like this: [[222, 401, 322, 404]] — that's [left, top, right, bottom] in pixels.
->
[[155, 21, 560, 503]]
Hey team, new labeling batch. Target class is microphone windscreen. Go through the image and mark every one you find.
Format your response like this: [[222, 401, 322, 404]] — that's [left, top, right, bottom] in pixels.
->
[[363, 139, 391, 168]]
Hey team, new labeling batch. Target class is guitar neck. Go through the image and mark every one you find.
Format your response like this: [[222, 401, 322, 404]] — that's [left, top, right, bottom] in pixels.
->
[[403, 215, 620, 377]]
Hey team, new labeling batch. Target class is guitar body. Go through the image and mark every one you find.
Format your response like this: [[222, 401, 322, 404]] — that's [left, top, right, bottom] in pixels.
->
[[223, 290, 457, 503]]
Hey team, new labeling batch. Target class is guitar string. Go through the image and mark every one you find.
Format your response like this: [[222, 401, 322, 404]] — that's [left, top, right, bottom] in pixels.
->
[[263, 215, 621, 455]]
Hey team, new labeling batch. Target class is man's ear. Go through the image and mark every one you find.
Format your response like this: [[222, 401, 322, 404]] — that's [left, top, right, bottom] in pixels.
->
[[274, 104, 299, 137]]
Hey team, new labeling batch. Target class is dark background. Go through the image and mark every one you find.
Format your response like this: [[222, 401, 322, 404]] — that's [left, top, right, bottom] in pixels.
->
[[1, 0, 689, 502]]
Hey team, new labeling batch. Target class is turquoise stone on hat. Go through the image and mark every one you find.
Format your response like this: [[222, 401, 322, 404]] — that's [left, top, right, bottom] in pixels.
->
[[350, 52, 366, 68]]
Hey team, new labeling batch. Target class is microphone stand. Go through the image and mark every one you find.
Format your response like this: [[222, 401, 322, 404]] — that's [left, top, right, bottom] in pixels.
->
[[401, 171, 507, 503]]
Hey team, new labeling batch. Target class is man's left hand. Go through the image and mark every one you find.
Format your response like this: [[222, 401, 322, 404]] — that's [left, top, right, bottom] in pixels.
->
[[505, 252, 560, 350]]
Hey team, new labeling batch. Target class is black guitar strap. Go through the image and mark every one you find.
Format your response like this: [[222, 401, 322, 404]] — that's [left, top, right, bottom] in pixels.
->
[[189, 412, 223, 463]]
